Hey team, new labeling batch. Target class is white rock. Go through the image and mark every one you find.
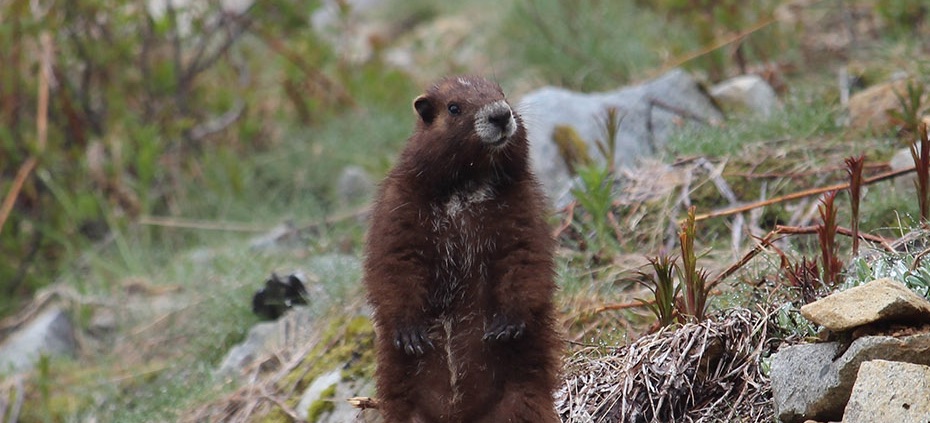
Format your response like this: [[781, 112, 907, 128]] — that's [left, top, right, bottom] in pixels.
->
[[709, 75, 780, 117], [336, 165, 374, 206], [843, 360, 930, 423], [0, 306, 76, 372], [296, 368, 343, 420], [519, 69, 722, 202]]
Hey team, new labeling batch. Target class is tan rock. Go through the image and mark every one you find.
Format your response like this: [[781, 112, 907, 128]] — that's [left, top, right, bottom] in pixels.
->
[[848, 78, 928, 132], [800, 278, 930, 332], [843, 360, 930, 423]]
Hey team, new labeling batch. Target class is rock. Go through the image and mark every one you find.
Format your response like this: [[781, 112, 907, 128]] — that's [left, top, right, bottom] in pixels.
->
[[890, 147, 916, 193], [336, 165, 374, 206], [296, 368, 343, 420], [88, 307, 117, 338], [0, 306, 76, 372], [384, 16, 490, 84], [709, 74, 779, 117], [519, 69, 722, 202], [771, 332, 930, 423], [311, 0, 389, 64], [215, 307, 316, 378], [800, 278, 930, 332], [215, 321, 277, 378], [843, 360, 930, 423], [296, 366, 379, 422], [848, 78, 928, 132], [248, 222, 297, 251]]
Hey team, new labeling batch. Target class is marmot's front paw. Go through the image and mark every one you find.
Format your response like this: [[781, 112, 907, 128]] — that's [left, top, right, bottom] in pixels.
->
[[483, 315, 526, 341], [393, 324, 433, 356]]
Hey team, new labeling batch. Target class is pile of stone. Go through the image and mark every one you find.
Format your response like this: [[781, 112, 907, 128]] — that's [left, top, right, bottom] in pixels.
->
[[770, 278, 930, 423]]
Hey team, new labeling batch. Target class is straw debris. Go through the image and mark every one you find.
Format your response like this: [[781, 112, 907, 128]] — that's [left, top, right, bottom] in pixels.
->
[[556, 308, 775, 422]]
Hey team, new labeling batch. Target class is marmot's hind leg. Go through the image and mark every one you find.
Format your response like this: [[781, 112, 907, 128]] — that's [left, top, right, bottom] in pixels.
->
[[475, 383, 560, 423]]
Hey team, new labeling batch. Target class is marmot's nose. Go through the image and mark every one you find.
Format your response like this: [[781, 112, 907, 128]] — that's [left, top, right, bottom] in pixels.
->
[[488, 109, 512, 130]]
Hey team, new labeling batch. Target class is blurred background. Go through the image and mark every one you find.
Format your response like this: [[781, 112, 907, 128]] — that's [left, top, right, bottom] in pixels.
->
[[0, 0, 928, 421]]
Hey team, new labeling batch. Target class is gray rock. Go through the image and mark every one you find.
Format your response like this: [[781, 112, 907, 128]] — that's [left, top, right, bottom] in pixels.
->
[[519, 69, 722, 202], [215, 321, 278, 379], [336, 165, 374, 206], [295, 367, 379, 422], [0, 306, 76, 373], [890, 147, 918, 194], [709, 75, 779, 117], [771, 333, 930, 423], [248, 222, 297, 251], [297, 367, 343, 420], [799, 278, 930, 332], [843, 360, 930, 423], [215, 307, 317, 378]]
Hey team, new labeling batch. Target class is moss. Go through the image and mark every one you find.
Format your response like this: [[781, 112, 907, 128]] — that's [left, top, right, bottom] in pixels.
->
[[266, 312, 377, 422], [306, 383, 338, 422]]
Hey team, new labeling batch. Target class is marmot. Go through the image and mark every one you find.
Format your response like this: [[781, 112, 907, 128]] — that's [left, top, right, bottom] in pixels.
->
[[363, 76, 560, 422]]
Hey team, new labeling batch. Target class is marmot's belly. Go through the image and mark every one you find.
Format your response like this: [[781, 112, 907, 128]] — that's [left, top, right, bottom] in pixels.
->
[[414, 312, 506, 419]]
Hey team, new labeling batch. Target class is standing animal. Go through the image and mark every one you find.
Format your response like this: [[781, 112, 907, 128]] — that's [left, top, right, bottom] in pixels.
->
[[363, 75, 561, 422]]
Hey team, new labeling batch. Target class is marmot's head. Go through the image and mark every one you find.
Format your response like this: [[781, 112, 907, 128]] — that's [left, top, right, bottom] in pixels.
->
[[404, 76, 527, 192], [413, 76, 518, 148]]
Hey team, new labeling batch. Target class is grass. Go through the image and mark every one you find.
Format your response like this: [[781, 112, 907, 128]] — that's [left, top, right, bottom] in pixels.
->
[[26, 231, 364, 422], [666, 95, 840, 158], [7, 0, 930, 421], [494, 0, 693, 90]]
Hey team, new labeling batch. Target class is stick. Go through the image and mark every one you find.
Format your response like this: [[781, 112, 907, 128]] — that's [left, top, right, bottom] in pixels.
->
[[552, 200, 576, 238], [689, 166, 916, 224], [0, 158, 38, 236], [0, 33, 52, 237], [774, 224, 895, 252], [653, 17, 776, 76], [592, 299, 655, 314], [347, 396, 380, 410], [137, 216, 271, 232], [706, 231, 781, 293]]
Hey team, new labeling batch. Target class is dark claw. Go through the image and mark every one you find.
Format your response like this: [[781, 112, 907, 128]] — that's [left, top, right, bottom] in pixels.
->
[[484, 316, 526, 342], [393, 325, 432, 356]]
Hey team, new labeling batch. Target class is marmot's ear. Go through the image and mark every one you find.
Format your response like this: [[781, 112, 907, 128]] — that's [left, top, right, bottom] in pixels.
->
[[414, 95, 436, 125]]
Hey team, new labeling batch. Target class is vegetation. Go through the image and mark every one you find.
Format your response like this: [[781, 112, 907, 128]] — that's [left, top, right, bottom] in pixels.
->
[[1, 0, 929, 421]]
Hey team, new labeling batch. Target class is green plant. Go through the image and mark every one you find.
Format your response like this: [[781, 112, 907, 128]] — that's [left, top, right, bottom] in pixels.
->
[[569, 108, 625, 251], [497, 0, 683, 90], [911, 123, 930, 224], [679, 206, 709, 322], [876, 0, 928, 35], [890, 80, 927, 138], [637, 254, 681, 328], [636, 0, 782, 80]]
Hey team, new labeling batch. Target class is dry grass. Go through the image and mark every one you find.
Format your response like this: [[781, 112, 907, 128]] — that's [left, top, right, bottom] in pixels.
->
[[555, 307, 775, 423]]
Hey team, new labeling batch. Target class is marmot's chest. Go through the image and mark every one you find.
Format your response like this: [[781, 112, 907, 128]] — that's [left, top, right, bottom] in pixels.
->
[[427, 184, 501, 286]]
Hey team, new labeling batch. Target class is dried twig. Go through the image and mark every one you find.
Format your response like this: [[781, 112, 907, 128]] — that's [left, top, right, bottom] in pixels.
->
[[0, 32, 52, 237], [690, 166, 917, 224], [347, 396, 380, 410], [774, 224, 894, 252], [138, 216, 271, 232], [556, 308, 774, 422], [261, 394, 303, 422], [553, 200, 577, 238], [593, 299, 656, 314], [706, 231, 782, 293]]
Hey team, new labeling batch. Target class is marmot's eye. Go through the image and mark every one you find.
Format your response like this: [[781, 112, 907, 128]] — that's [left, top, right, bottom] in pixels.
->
[[448, 104, 461, 115]]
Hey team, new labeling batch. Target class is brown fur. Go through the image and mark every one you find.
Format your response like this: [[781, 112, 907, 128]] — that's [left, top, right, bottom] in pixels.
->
[[363, 76, 560, 423]]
